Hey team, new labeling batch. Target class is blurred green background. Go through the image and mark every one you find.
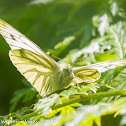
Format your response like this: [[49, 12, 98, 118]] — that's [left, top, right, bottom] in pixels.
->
[[0, 0, 125, 118]]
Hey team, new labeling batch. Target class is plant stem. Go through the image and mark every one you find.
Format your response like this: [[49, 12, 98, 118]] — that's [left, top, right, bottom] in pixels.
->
[[22, 111, 38, 120], [22, 90, 126, 120], [52, 90, 126, 109]]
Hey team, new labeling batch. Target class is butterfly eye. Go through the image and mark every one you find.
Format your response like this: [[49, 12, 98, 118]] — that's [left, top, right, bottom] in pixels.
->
[[63, 68, 69, 73]]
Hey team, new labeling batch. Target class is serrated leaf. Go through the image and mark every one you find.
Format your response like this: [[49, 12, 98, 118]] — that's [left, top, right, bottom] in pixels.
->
[[120, 115, 126, 126], [15, 121, 27, 126], [111, 2, 118, 16], [10, 88, 34, 112], [54, 98, 126, 126], [81, 83, 100, 93], [48, 36, 75, 57], [98, 14, 109, 36], [30, 0, 54, 4], [34, 94, 61, 116], [60, 86, 88, 99], [104, 85, 114, 89]]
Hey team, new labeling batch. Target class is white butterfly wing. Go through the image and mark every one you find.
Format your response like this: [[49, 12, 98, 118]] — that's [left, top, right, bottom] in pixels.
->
[[0, 19, 55, 62], [9, 49, 59, 96], [73, 59, 126, 84], [0, 19, 60, 96], [73, 60, 126, 73]]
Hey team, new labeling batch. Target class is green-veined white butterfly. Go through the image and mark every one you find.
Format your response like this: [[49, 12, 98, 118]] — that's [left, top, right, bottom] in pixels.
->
[[0, 19, 126, 97]]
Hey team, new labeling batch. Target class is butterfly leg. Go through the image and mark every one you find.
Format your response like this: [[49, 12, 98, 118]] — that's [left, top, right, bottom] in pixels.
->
[[72, 72, 81, 89]]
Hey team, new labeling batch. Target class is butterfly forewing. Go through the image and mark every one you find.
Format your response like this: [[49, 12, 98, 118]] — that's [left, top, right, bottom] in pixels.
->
[[9, 49, 57, 96], [0, 19, 55, 63], [0, 19, 62, 96]]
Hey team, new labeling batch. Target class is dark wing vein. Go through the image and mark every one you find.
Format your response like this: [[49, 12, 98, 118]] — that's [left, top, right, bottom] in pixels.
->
[[22, 68, 52, 75], [11, 50, 54, 68]]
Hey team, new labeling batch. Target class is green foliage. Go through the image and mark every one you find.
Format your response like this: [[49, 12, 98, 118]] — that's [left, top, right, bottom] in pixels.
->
[[48, 36, 75, 56], [1, 0, 126, 126]]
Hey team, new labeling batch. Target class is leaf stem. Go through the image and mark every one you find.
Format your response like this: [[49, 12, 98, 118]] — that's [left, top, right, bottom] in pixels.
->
[[52, 90, 126, 109], [22, 111, 38, 120], [22, 90, 126, 120]]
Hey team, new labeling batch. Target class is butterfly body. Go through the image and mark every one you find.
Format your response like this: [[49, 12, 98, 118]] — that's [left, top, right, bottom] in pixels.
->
[[9, 48, 74, 96], [58, 63, 73, 87], [0, 19, 126, 97], [45, 63, 74, 95]]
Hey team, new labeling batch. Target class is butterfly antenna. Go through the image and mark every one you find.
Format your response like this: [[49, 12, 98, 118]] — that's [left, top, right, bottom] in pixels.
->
[[47, 52, 62, 60]]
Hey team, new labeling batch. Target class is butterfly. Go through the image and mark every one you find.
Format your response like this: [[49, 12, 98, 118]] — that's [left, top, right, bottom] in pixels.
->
[[0, 19, 126, 97]]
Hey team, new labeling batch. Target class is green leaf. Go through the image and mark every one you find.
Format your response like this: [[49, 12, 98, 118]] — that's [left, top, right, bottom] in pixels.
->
[[111, 2, 118, 16], [60, 86, 88, 99], [98, 14, 109, 36], [81, 83, 100, 93], [48, 36, 75, 57], [53, 98, 126, 126], [34, 94, 61, 116], [10, 87, 37, 112]]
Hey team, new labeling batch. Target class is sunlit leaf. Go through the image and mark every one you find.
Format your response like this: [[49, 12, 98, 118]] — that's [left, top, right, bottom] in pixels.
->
[[98, 14, 109, 36]]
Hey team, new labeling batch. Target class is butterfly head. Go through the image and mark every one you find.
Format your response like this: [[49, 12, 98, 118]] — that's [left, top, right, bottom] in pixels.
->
[[59, 63, 72, 74]]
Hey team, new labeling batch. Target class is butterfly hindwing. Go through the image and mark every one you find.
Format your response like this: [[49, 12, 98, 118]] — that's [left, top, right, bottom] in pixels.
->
[[73, 59, 126, 73], [9, 49, 57, 96], [73, 59, 126, 83], [73, 68, 101, 83]]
